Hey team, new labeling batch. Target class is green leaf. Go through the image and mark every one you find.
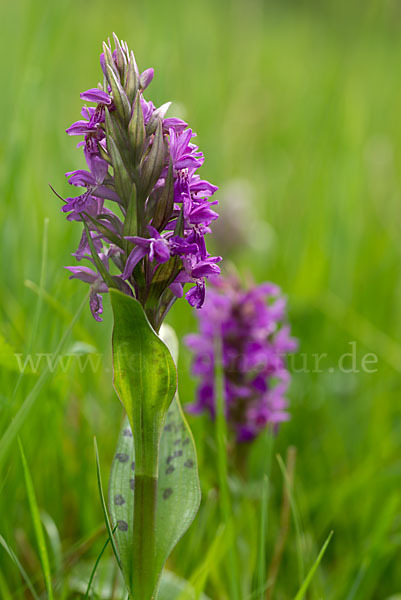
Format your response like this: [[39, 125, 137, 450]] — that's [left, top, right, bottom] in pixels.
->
[[105, 108, 129, 161], [105, 109, 133, 205], [84, 213, 125, 250], [128, 92, 146, 167], [102, 41, 119, 80], [146, 102, 171, 136], [151, 158, 174, 231], [154, 375, 201, 579], [110, 290, 177, 474], [112, 33, 127, 79], [110, 290, 177, 598], [82, 220, 118, 290], [108, 314, 200, 599], [140, 121, 165, 200], [106, 64, 131, 125], [124, 50, 139, 104], [122, 185, 138, 240], [108, 404, 201, 598], [19, 440, 54, 600], [107, 420, 135, 582]]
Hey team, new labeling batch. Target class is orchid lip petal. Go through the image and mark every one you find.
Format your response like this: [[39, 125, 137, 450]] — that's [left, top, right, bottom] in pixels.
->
[[80, 88, 112, 105]]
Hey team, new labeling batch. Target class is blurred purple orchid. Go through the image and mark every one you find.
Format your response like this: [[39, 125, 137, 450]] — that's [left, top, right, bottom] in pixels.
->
[[185, 275, 298, 441]]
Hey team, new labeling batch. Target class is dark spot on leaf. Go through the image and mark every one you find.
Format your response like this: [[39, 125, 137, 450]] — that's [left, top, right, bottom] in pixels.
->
[[163, 488, 173, 500], [116, 453, 129, 463], [114, 494, 125, 505], [117, 520, 128, 531], [174, 450, 183, 458], [174, 439, 181, 445], [131, 461, 135, 470], [183, 438, 190, 445], [130, 478, 135, 489], [164, 423, 172, 432], [166, 465, 175, 474], [166, 455, 173, 464], [184, 459, 194, 468], [123, 428, 133, 437]]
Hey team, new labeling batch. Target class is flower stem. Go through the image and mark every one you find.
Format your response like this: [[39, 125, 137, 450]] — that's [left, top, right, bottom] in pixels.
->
[[132, 473, 158, 599]]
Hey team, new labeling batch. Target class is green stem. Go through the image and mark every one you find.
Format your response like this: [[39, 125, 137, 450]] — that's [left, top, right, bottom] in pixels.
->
[[131, 408, 160, 600], [132, 473, 158, 599], [214, 335, 240, 600]]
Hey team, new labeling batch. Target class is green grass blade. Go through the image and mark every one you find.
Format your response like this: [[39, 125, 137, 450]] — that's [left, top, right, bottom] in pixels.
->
[[256, 429, 274, 599], [276, 454, 305, 583], [41, 511, 63, 579], [214, 334, 240, 600], [84, 529, 116, 600], [0, 293, 89, 469], [12, 217, 48, 402], [24, 279, 93, 344], [294, 531, 333, 600], [19, 439, 54, 600], [0, 535, 40, 600], [0, 569, 13, 600], [188, 524, 228, 596], [94, 437, 122, 572]]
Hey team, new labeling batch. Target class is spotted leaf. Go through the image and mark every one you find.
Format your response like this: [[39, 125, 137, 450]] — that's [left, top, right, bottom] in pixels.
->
[[108, 324, 201, 598]]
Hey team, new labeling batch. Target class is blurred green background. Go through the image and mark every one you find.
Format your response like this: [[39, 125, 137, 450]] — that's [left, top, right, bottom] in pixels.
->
[[1, 0, 401, 598]]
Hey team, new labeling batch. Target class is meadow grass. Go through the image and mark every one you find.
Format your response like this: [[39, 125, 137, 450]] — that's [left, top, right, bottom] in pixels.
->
[[1, 0, 401, 597]]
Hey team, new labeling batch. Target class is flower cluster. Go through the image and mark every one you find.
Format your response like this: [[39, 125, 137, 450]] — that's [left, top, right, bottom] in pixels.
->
[[185, 275, 297, 441], [61, 34, 221, 330]]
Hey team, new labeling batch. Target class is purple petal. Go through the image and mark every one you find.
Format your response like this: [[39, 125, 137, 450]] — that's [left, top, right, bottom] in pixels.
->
[[147, 225, 162, 239], [80, 88, 112, 105], [90, 291, 103, 322], [189, 203, 219, 225], [66, 170, 96, 188], [93, 185, 121, 203], [175, 155, 204, 170], [140, 68, 154, 90], [85, 155, 109, 183], [122, 246, 148, 279], [125, 236, 151, 248], [100, 52, 107, 76], [65, 266, 98, 284], [163, 118, 188, 133], [66, 120, 94, 136], [169, 282, 184, 298], [190, 179, 219, 197], [151, 239, 170, 263], [191, 261, 221, 279], [186, 281, 205, 308]]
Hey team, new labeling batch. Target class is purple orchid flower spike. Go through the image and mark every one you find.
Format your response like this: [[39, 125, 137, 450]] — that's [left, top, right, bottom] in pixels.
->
[[185, 274, 298, 441], [58, 34, 221, 329]]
